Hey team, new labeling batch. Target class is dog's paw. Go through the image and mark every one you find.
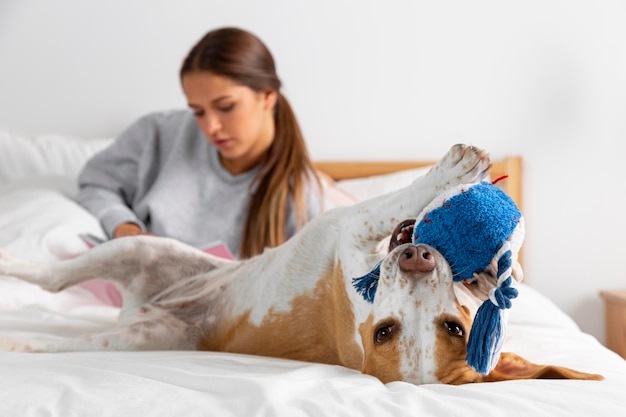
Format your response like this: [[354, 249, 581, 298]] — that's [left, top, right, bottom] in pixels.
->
[[427, 144, 491, 190]]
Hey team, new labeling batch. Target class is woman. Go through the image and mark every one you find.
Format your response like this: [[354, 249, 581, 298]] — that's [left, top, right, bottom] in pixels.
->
[[76, 27, 327, 259]]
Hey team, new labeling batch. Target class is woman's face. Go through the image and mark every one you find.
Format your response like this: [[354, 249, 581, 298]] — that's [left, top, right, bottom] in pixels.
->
[[182, 71, 277, 175]]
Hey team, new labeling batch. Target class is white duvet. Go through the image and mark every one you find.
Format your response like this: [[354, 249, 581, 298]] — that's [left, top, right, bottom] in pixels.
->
[[1, 132, 625, 416]]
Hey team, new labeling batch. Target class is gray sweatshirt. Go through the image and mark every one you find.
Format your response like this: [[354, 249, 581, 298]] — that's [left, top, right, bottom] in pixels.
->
[[75, 109, 325, 258]]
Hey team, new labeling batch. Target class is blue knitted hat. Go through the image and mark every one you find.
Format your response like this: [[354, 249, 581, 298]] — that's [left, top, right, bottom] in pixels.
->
[[353, 181, 524, 375]]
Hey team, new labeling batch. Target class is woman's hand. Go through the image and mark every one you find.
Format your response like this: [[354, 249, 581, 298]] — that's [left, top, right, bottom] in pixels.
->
[[113, 223, 153, 238]]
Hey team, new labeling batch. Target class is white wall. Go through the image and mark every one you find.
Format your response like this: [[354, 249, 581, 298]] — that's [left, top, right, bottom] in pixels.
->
[[1, 0, 625, 343]]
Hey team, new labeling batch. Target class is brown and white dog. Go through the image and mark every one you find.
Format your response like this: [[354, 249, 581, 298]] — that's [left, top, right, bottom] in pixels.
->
[[0, 144, 601, 384]]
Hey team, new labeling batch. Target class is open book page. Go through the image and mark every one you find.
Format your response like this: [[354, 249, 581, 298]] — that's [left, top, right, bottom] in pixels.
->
[[197, 241, 235, 260]]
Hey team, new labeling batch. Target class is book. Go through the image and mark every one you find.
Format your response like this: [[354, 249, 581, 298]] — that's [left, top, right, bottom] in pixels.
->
[[79, 233, 106, 248], [197, 241, 235, 260]]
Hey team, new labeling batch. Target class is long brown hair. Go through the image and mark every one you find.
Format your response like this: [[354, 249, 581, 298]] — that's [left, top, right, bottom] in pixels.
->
[[180, 27, 322, 258]]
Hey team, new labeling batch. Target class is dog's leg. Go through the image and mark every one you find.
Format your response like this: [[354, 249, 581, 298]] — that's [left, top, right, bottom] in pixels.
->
[[0, 304, 198, 352], [0, 236, 227, 307]]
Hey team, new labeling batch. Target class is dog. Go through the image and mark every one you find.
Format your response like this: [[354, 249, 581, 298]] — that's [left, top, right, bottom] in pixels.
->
[[0, 144, 602, 384]]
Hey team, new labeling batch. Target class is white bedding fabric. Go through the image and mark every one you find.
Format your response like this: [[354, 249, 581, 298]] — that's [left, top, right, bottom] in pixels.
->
[[1, 133, 626, 416]]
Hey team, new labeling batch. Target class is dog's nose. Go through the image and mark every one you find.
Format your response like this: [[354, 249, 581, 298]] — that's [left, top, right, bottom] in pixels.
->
[[398, 245, 436, 273]]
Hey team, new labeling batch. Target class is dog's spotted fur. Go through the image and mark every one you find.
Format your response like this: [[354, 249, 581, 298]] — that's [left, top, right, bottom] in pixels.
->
[[0, 145, 602, 384]]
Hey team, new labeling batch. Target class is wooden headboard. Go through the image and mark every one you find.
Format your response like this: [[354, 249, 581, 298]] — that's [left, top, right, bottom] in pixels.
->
[[314, 156, 523, 212]]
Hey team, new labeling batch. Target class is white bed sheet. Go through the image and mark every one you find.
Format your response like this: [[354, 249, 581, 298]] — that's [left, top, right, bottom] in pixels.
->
[[1, 134, 626, 416]]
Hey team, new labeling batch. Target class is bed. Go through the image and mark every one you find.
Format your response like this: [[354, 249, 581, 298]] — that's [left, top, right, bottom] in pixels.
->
[[1, 131, 625, 416]]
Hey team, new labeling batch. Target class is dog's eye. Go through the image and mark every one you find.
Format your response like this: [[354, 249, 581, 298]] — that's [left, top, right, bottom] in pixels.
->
[[444, 320, 464, 338], [375, 323, 395, 344]]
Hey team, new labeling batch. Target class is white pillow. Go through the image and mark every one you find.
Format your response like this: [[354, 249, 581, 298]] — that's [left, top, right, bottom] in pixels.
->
[[0, 131, 113, 185], [337, 166, 432, 201]]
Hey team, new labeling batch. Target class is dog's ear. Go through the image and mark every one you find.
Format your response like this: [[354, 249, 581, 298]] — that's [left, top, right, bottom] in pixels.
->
[[482, 352, 603, 382]]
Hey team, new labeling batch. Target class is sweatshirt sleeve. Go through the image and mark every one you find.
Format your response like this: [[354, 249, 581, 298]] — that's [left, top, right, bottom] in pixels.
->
[[75, 114, 160, 238]]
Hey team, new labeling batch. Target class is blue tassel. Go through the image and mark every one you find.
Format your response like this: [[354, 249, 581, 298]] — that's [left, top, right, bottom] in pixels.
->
[[352, 263, 381, 303], [466, 300, 504, 374], [465, 248, 518, 374]]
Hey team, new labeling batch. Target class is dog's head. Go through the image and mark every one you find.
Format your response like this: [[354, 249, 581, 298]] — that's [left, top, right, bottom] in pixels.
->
[[355, 220, 602, 385]]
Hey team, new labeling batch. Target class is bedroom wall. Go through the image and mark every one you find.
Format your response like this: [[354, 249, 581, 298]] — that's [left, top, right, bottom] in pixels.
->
[[1, 0, 625, 345]]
